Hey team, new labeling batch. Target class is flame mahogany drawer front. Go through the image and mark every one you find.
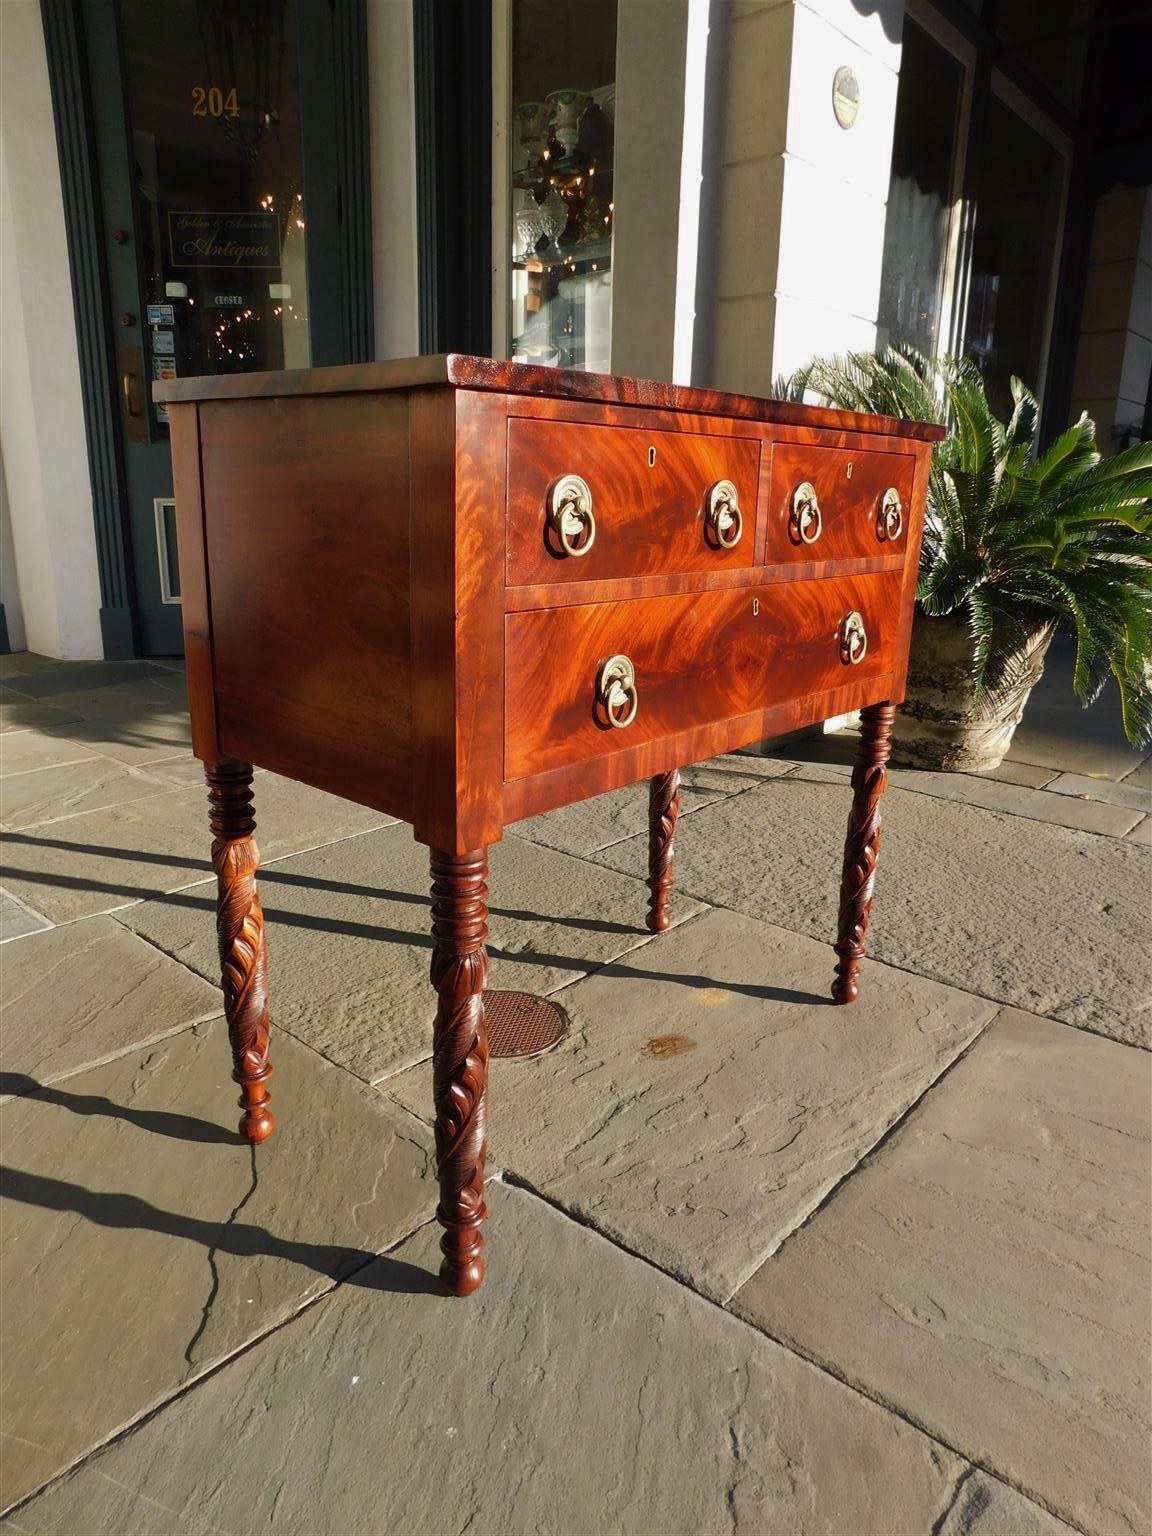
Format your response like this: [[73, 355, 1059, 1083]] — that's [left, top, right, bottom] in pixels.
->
[[768, 442, 915, 563], [157, 354, 943, 1300], [506, 416, 761, 584], [504, 571, 903, 781]]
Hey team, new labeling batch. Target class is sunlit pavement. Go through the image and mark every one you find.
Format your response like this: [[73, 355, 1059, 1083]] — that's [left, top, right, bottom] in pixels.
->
[[1, 644, 1147, 1536]]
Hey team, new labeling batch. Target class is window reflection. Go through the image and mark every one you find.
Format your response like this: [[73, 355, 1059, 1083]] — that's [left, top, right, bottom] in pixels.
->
[[962, 95, 1065, 414], [510, 0, 618, 371], [877, 19, 963, 358], [119, 0, 311, 422]]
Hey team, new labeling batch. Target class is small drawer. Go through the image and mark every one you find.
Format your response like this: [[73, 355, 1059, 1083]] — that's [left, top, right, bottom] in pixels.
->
[[768, 444, 915, 563], [506, 417, 760, 585], [505, 570, 902, 781]]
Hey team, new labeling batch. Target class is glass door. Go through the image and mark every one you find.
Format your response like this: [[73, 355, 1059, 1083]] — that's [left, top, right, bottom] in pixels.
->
[[83, 0, 363, 656], [504, 0, 619, 372]]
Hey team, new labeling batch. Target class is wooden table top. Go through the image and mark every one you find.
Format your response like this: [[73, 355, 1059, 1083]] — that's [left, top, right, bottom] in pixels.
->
[[154, 353, 946, 443]]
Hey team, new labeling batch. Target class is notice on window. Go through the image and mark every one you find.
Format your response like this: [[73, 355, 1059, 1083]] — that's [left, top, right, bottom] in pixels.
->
[[167, 210, 281, 269], [147, 302, 175, 326], [152, 330, 175, 356], [152, 356, 177, 423]]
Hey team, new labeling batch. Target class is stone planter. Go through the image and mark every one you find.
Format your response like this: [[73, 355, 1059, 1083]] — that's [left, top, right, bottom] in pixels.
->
[[893, 609, 1054, 772]]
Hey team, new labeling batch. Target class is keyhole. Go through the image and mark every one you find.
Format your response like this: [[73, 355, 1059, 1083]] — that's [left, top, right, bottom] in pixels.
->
[[752, 598, 760, 616], [846, 462, 854, 479], [647, 445, 656, 468]]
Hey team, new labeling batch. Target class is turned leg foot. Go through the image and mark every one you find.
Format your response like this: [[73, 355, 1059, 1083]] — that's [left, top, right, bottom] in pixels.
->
[[832, 703, 895, 1004], [206, 760, 274, 1142], [646, 769, 681, 933], [429, 847, 490, 1296]]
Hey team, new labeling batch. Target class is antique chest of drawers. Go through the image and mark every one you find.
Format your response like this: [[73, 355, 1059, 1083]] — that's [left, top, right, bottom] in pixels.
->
[[157, 355, 943, 1296]]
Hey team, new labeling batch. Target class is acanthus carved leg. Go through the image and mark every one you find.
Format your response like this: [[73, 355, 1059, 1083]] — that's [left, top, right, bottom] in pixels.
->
[[832, 703, 895, 1004], [429, 848, 490, 1296], [646, 769, 681, 933], [206, 760, 274, 1143]]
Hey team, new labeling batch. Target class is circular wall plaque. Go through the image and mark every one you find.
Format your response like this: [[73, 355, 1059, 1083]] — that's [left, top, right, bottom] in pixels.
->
[[832, 65, 859, 129]]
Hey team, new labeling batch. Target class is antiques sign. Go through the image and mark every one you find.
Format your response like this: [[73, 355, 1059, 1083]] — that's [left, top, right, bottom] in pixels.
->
[[168, 211, 280, 268]]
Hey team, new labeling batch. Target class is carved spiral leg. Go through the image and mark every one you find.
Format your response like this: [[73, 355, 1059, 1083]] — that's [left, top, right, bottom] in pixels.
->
[[429, 848, 490, 1297], [206, 760, 274, 1143], [832, 703, 895, 1005], [646, 769, 681, 933]]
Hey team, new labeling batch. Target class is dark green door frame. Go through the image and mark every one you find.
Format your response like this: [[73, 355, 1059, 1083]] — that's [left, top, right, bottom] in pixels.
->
[[40, 0, 375, 659], [413, 0, 492, 355]]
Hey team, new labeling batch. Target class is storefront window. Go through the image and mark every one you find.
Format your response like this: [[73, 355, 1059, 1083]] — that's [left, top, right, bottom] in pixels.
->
[[509, 0, 618, 372], [994, 0, 1092, 110], [962, 94, 1066, 415], [119, 0, 311, 421], [877, 19, 964, 359]]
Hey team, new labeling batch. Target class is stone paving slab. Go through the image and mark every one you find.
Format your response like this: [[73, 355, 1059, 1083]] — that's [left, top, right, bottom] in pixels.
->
[[1119, 755, 1152, 790], [136, 755, 205, 787], [40, 707, 193, 765], [592, 773, 1152, 1048], [938, 1473, 1080, 1536], [0, 773, 393, 923], [1045, 770, 1152, 814], [731, 1009, 1152, 1536], [0, 1021, 434, 1511], [0, 698, 84, 736], [1125, 815, 1150, 847], [0, 758, 183, 831], [0, 661, 173, 700], [0, 655, 59, 681], [779, 754, 1143, 837], [775, 731, 1056, 791], [4, 1182, 964, 1536], [1006, 682, 1145, 780], [510, 754, 796, 856], [973, 760, 1059, 790], [388, 908, 998, 1301], [883, 766, 1143, 837], [125, 823, 703, 1084], [0, 917, 220, 1088], [25, 676, 188, 723], [0, 888, 51, 942], [0, 734, 101, 776]]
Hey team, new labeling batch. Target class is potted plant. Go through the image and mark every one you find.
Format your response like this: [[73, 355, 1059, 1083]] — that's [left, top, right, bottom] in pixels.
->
[[778, 349, 1152, 771]]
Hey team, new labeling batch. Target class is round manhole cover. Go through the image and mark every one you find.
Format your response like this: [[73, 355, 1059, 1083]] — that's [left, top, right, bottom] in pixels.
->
[[486, 990, 569, 1060]]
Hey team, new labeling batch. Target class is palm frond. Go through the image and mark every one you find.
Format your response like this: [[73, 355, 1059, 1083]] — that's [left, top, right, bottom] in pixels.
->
[[783, 346, 1152, 746]]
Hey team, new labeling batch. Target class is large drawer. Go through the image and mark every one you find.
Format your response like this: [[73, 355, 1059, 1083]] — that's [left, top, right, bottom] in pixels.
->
[[506, 417, 761, 585], [505, 571, 902, 781], [768, 443, 915, 563]]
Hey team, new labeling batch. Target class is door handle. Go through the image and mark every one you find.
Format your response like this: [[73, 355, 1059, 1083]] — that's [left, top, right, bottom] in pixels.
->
[[122, 370, 143, 418], [117, 344, 147, 443]]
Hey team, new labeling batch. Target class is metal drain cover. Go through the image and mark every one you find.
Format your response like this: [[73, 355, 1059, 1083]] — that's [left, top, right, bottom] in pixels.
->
[[486, 990, 569, 1060]]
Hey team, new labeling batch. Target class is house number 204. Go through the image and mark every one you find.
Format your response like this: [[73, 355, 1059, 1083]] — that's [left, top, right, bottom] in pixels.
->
[[191, 86, 240, 119]]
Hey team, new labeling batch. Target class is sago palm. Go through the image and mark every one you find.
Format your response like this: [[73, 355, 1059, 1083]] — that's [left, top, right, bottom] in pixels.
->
[[777, 348, 1152, 746]]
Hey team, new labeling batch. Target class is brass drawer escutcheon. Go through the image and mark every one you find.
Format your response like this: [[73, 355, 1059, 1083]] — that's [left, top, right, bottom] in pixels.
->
[[790, 481, 823, 544], [705, 479, 743, 549], [547, 474, 596, 557], [595, 653, 639, 729], [839, 611, 868, 665]]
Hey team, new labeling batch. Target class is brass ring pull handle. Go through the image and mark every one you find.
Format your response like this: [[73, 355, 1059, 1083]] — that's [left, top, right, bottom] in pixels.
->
[[595, 653, 639, 729], [705, 479, 743, 549], [790, 482, 823, 545], [547, 474, 596, 557], [878, 487, 903, 542], [839, 611, 868, 665]]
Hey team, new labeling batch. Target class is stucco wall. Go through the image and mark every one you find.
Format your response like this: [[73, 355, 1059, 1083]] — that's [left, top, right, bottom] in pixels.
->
[[367, 0, 420, 360], [0, 0, 103, 659], [1069, 183, 1151, 448], [699, 0, 904, 395]]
